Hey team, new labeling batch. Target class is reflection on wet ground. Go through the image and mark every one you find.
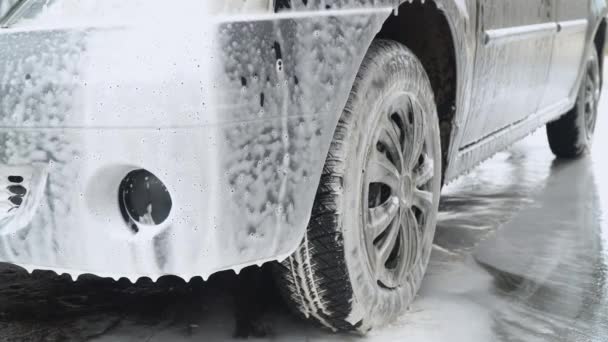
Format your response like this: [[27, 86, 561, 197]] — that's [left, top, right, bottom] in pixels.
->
[[475, 156, 607, 342], [2, 92, 608, 342]]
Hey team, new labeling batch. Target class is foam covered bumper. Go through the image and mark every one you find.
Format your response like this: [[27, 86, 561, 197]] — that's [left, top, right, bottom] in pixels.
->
[[0, 7, 391, 280]]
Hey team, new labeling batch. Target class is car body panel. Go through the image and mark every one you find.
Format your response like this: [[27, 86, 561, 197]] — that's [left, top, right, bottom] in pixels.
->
[[0, 0, 605, 280], [447, 0, 608, 181], [540, 0, 589, 110], [461, 0, 555, 147]]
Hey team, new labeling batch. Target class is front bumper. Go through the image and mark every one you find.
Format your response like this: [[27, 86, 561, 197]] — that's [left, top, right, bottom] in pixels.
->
[[0, 123, 319, 281], [0, 7, 391, 280]]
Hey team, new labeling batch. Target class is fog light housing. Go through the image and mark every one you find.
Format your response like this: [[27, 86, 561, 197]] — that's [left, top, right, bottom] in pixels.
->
[[118, 169, 172, 232]]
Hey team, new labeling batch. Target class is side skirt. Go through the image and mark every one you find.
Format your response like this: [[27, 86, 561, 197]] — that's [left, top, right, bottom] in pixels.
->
[[445, 98, 572, 183]]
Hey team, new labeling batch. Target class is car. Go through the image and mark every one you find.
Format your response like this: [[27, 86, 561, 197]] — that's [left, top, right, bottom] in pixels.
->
[[0, 0, 606, 333]]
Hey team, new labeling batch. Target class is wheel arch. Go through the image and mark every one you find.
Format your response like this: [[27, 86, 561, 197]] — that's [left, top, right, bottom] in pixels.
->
[[376, 0, 460, 180]]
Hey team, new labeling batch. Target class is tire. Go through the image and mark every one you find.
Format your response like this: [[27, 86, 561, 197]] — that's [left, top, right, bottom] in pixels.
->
[[274, 40, 442, 333], [547, 48, 601, 158]]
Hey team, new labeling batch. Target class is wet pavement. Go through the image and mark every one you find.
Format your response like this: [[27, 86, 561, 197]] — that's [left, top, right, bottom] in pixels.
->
[[2, 91, 608, 342]]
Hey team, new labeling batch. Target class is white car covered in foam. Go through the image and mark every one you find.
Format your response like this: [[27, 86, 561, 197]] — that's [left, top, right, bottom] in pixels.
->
[[0, 0, 605, 332]]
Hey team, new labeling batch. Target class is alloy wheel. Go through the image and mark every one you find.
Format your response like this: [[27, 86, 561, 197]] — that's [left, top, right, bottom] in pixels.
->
[[362, 93, 438, 289]]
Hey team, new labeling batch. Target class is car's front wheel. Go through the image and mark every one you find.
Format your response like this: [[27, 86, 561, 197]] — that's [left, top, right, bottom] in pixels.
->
[[274, 40, 442, 333]]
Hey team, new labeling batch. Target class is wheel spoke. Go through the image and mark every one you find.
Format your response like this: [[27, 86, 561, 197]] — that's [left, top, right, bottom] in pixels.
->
[[383, 118, 403, 149], [413, 189, 434, 215], [402, 208, 419, 270], [378, 119, 404, 171], [376, 214, 401, 266], [404, 106, 425, 170], [414, 154, 435, 187], [588, 110, 598, 131], [368, 196, 400, 239], [367, 148, 401, 189]]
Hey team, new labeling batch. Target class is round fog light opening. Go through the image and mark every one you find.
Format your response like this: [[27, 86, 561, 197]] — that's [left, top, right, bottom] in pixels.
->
[[119, 169, 172, 229]]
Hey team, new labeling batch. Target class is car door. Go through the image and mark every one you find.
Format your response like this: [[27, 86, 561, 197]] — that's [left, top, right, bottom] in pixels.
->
[[539, 0, 589, 110], [461, 0, 555, 147]]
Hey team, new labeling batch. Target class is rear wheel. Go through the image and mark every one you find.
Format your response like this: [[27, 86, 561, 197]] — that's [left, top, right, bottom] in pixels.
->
[[274, 40, 442, 332], [546, 48, 601, 158]]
